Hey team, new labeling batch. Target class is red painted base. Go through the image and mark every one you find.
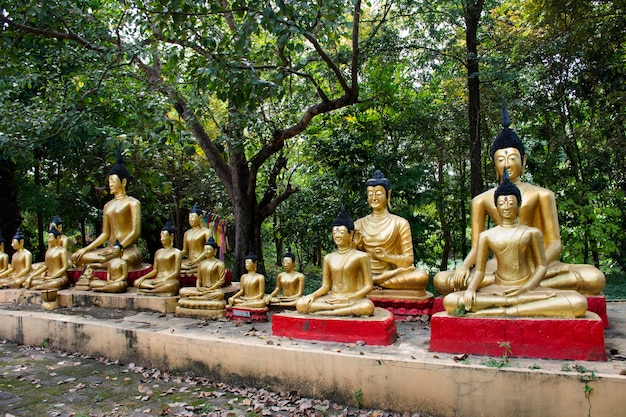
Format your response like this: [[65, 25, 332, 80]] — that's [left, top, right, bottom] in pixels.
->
[[432, 295, 609, 328], [370, 298, 434, 320], [430, 312, 607, 361], [68, 265, 153, 287], [272, 308, 397, 345], [225, 306, 268, 322]]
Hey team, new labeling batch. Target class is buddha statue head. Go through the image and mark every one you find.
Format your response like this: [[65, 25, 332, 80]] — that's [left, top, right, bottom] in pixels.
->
[[50, 215, 63, 233], [490, 99, 527, 181], [189, 202, 203, 227], [161, 220, 176, 245], [12, 228, 25, 249], [205, 236, 219, 258], [366, 170, 392, 211], [108, 146, 131, 193]]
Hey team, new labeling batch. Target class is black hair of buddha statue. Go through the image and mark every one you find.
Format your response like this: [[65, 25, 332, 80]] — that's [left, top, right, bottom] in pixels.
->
[[245, 242, 258, 263], [162, 220, 176, 236], [205, 236, 219, 249], [283, 247, 295, 262], [51, 215, 63, 227], [332, 204, 355, 232], [493, 170, 522, 207], [48, 227, 62, 238], [109, 145, 131, 181], [366, 169, 391, 193], [190, 202, 203, 216], [490, 98, 526, 161], [13, 228, 25, 242]]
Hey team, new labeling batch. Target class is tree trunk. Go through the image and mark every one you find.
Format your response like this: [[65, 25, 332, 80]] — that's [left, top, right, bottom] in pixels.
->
[[465, 0, 485, 197]]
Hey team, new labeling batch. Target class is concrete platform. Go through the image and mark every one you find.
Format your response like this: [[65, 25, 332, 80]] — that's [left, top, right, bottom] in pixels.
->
[[0, 294, 625, 416]]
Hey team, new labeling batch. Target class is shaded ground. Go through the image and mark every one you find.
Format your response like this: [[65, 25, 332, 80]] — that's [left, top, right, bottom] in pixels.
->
[[0, 341, 426, 417]]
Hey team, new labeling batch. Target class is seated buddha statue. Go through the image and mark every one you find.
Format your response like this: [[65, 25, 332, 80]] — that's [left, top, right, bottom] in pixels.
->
[[443, 173, 587, 317], [434, 100, 605, 296], [86, 240, 128, 293], [352, 170, 429, 297], [228, 250, 268, 309], [72, 148, 143, 269], [0, 230, 9, 275], [23, 228, 70, 291], [180, 203, 212, 275], [178, 237, 226, 310], [266, 249, 305, 307], [134, 221, 181, 296], [296, 205, 375, 317], [0, 228, 34, 288]]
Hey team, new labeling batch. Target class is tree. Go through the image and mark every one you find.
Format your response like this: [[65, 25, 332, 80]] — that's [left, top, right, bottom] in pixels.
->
[[0, 0, 376, 277]]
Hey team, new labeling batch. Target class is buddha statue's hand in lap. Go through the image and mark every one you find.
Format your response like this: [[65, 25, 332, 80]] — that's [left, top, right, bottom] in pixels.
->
[[353, 170, 429, 296], [295, 205, 375, 317], [24, 228, 70, 291], [442, 173, 587, 318], [72, 149, 143, 269], [267, 249, 305, 307], [435, 101, 604, 297]]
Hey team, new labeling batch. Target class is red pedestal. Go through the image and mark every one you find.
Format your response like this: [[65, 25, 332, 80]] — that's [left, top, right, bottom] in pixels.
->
[[225, 306, 268, 322], [272, 308, 397, 345], [370, 298, 433, 320], [432, 295, 609, 328], [68, 265, 153, 286], [430, 312, 607, 361]]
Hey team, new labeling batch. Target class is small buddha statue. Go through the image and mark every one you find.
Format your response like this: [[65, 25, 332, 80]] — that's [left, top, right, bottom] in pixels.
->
[[0, 230, 9, 275], [353, 170, 429, 297], [178, 237, 226, 310], [23, 228, 70, 291], [180, 203, 212, 275], [134, 221, 181, 296], [228, 250, 268, 309], [434, 100, 605, 296], [296, 205, 375, 317], [49, 215, 69, 251], [72, 147, 143, 269], [443, 173, 587, 317], [88, 240, 128, 293], [266, 249, 305, 307], [0, 228, 34, 288]]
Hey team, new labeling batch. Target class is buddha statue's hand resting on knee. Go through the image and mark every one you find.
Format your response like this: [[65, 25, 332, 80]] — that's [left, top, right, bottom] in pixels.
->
[[135, 221, 181, 296]]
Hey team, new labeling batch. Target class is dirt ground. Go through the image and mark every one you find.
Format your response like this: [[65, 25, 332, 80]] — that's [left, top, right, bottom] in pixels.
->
[[0, 340, 426, 417]]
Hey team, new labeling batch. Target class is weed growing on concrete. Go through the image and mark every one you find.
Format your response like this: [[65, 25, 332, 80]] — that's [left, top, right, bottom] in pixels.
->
[[40, 337, 49, 348], [481, 341, 511, 368], [353, 388, 363, 408]]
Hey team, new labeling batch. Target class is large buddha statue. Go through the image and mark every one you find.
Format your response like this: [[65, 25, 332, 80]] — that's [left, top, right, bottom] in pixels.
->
[[23, 228, 70, 291], [296, 205, 375, 317], [0, 228, 33, 288], [180, 203, 212, 275], [134, 221, 181, 296], [434, 101, 605, 296], [443, 174, 587, 317], [228, 250, 268, 309], [266, 249, 305, 307], [72, 148, 143, 269], [178, 237, 226, 310], [353, 170, 429, 296], [0, 230, 9, 275]]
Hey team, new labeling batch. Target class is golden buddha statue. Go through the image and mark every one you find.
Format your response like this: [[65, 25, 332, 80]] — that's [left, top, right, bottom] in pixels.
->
[[178, 237, 226, 310], [228, 250, 268, 309], [296, 205, 375, 317], [23, 228, 70, 291], [266, 249, 305, 307], [434, 101, 605, 296], [353, 170, 429, 296], [180, 203, 212, 275], [443, 174, 587, 317], [0, 230, 9, 275], [0, 228, 34, 288], [87, 240, 128, 293], [134, 221, 181, 296], [72, 149, 143, 269]]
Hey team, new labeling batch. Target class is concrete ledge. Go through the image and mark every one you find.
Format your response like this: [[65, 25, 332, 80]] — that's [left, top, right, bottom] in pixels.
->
[[0, 307, 624, 416], [60, 288, 179, 313]]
